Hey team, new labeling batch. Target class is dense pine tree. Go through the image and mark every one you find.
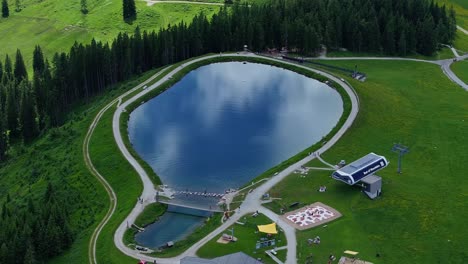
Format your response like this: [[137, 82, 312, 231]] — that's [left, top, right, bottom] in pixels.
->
[[19, 81, 38, 142], [3, 55, 12, 82], [122, 0, 136, 21], [1, 0, 8, 18], [14, 49, 27, 82], [0, 183, 73, 263], [0, 117, 7, 161]]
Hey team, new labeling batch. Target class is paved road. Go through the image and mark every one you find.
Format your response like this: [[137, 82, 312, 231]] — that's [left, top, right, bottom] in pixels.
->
[[111, 53, 360, 263], [440, 54, 468, 91]]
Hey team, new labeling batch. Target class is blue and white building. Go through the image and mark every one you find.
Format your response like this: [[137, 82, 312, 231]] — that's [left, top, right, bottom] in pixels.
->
[[332, 153, 389, 199]]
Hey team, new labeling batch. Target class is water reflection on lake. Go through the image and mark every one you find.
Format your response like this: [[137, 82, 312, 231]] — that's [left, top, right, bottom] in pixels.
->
[[129, 62, 343, 248]]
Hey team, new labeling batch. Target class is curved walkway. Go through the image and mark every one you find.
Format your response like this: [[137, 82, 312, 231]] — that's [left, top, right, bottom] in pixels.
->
[[458, 25, 468, 36], [84, 67, 172, 264], [110, 53, 360, 263], [441, 55, 468, 91]]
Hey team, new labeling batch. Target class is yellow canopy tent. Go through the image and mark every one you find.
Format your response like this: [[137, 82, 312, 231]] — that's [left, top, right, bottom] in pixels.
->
[[257, 223, 278, 234]]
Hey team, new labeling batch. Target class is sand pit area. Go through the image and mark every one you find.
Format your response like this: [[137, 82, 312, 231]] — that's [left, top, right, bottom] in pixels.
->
[[282, 202, 341, 230]]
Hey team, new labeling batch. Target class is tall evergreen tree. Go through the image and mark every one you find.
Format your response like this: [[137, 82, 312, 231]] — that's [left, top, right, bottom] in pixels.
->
[[19, 81, 38, 142], [398, 30, 407, 56], [2, 55, 12, 86], [447, 6, 457, 43], [1, 0, 8, 18], [23, 242, 36, 264], [0, 243, 9, 263], [5, 80, 18, 135], [122, 0, 136, 21], [0, 117, 7, 161], [81, 0, 88, 14], [417, 15, 437, 55], [14, 49, 27, 82], [32, 46, 45, 74]]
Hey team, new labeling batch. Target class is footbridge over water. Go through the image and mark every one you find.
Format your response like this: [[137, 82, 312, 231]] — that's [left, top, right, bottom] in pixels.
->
[[156, 187, 237, 213], [173, 190, 225, 198], [157, 200, 225, 213]]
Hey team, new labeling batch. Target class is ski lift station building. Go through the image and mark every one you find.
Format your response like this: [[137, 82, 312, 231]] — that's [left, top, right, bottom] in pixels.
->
[[332, 153, 389, 199]]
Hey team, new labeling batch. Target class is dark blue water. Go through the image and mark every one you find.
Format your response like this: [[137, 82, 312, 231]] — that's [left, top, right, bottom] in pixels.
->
[[134, 206, 211, 248], [129, 62, 343, 248]]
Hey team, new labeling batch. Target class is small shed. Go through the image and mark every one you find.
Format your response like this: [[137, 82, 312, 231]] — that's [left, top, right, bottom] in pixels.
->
[[360, 175, 382, 199]]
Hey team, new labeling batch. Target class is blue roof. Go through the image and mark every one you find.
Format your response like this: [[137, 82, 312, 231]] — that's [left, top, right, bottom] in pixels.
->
[[332, 153, 388, 185]]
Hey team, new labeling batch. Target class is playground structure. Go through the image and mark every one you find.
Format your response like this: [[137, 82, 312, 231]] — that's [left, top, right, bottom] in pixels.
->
[[283, 202, 342, 230]]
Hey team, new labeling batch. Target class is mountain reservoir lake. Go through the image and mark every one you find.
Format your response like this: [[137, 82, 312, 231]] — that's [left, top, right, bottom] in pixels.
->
[[128, 61, 343, 248]]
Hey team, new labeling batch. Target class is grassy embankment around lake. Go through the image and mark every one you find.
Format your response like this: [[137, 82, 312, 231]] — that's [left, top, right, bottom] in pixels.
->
[[260, 59, 468, 264]]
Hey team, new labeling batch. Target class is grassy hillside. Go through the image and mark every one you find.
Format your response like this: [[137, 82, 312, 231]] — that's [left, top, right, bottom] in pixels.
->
[[454, 31, 468, 52], [0, 0, 220, 69], [264, 60, 468, 264], [437, 0, 468, 27], [0, 68, 161, 263], [451, 59, 468, 83], [436, 0, 468, 51]]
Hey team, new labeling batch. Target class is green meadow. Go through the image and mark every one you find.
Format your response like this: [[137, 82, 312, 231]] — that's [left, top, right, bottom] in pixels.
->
[[197, 213, 288, 264], [262, 59, 468, 264], [0, 0, 220, 69], [0, 0, 466, 262], [451, 59, 468, 83], [437, 0, 468, 27]]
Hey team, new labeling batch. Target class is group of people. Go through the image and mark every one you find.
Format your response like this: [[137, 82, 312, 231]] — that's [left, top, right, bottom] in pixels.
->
[[307, 236, 321, 245]]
